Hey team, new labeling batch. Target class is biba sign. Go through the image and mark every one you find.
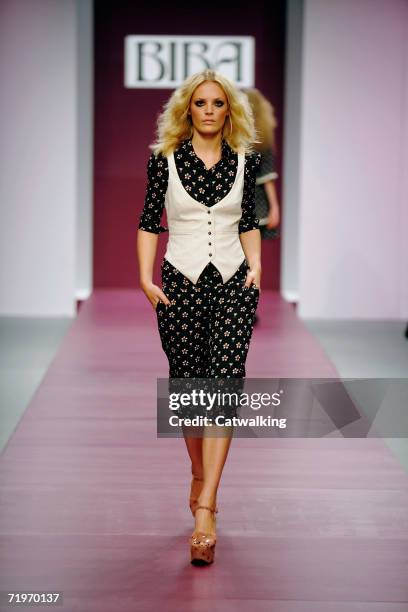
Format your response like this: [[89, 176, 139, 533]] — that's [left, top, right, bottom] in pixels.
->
[[124, 35, 255, 88]]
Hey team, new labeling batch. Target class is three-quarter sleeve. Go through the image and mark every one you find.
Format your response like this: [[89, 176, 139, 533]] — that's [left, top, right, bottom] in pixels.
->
[[138, 152, 169, 234], [238, 151, 261, 234], [255, 147, 278, 185]]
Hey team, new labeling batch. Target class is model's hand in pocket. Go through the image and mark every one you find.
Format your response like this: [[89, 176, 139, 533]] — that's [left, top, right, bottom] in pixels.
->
[[244, 266, 261, 294], [141, 280, 171, 310]]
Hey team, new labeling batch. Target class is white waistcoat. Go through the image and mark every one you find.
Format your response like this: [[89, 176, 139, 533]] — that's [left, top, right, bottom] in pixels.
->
[[163, 151, 246, 285]]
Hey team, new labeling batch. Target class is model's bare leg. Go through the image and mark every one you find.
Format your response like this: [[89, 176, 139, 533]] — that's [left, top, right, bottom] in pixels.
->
[[182, 426, 205, 514], [183, 432, 203, 477], [194, 425, 233, 534], [182, 427, 203, 477]]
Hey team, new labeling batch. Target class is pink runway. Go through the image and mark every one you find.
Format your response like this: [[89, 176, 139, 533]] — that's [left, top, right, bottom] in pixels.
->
[[1, 290, 407, 612]]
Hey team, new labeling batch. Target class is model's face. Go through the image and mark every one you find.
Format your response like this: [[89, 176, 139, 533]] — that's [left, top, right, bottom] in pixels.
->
[[189, 81, 229, 136]]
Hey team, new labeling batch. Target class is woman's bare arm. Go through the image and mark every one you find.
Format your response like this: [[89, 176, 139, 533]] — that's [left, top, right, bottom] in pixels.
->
[[239, 228, 262, 291], [137, 229, 171, 308], [137, 228, 158, 286], [263, 180, 280, 228]]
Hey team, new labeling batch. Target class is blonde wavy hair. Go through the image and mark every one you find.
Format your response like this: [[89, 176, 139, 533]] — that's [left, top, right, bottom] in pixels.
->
[[150, 69, 259, 157], [242, 88, 278, 153]]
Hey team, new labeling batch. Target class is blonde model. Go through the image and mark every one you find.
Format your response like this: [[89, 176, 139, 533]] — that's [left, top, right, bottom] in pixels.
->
[[137, 69, 261, 565]]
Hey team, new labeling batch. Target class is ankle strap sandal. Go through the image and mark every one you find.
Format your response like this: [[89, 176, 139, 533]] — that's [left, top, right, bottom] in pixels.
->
[[190, 505, 218, 565], [189, 474, 218, 516], [194, 504, 218, 515]]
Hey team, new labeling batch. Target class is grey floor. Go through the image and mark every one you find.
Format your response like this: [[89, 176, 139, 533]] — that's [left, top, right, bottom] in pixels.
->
[[304, 319, 408, 473], [1, 313, 407, 470], [0, 316, 73, 453]]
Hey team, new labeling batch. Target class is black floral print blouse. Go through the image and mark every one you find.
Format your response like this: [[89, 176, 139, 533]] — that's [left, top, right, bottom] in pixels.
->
[[138, 137, 261, 234]]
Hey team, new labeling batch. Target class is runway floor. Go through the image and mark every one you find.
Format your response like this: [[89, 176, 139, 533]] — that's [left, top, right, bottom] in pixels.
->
[[0, 289, 407, 612]]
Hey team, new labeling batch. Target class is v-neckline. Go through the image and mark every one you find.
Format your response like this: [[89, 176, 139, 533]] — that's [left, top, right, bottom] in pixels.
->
[[189, 139, 225, 171], [169, 151, 243, 208], [192, 149, 221, 171]]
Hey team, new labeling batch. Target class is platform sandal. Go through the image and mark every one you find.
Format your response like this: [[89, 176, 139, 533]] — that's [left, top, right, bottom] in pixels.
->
[[190, 505, 218, 565]]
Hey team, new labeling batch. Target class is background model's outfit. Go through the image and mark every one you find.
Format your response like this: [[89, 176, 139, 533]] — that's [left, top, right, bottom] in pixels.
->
[[254, 147, 279, 240], [138, 138, 261, 389]]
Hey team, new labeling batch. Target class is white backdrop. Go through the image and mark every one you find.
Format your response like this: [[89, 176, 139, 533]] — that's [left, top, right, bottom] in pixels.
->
[[0, 0, 92, 317], [292, 0, 408, 319]]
